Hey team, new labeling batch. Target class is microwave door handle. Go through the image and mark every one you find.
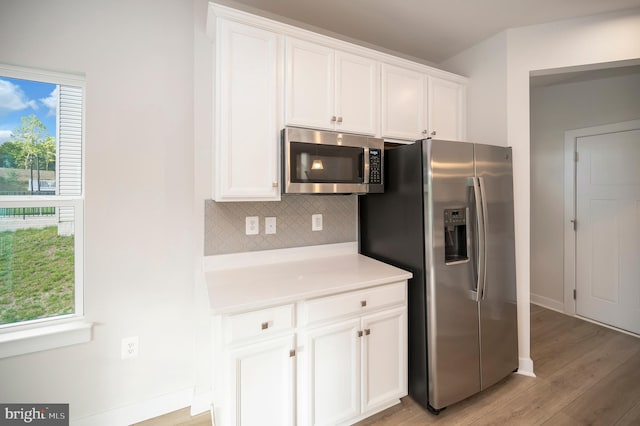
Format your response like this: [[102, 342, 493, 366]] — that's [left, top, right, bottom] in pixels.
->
[[363, 147, 369, 184]]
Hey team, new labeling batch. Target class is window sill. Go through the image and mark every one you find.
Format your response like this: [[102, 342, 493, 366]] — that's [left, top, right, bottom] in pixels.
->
[[0, 319, 93, 359]]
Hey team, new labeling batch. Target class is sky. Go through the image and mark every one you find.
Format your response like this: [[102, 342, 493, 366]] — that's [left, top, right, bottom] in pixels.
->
[[0, 77, 58, 144]]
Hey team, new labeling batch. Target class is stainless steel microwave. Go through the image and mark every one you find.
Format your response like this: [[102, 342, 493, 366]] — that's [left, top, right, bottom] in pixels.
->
[[282, 127, 384, 194]]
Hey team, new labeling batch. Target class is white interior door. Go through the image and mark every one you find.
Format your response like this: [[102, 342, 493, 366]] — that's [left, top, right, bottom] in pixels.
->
[[576, 128, 640, 334]]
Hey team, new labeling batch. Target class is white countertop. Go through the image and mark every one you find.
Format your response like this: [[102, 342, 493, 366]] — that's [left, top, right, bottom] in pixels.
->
[[205, 245, 412, 315]]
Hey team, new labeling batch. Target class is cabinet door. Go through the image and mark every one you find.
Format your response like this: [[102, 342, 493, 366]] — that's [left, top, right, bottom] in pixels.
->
[[361, 308, 407, 413], [216, 19, 281, 201], [285, 37, 334, 130], [381, 64, 426, 141], [335, 51, 379, 135], [427, 76, 466, 141], [301, 319, 360, 426], [228, 335, 296, 426]]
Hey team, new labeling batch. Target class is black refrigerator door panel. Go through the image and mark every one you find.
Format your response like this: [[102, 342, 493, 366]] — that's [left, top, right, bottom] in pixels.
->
[[359, 142, 430, 404], [474, 144, 519, 389], [426, 140, 481, 409]]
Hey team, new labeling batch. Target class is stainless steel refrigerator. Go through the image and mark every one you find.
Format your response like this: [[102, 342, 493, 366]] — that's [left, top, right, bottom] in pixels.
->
[[359, 138, 518, 414]]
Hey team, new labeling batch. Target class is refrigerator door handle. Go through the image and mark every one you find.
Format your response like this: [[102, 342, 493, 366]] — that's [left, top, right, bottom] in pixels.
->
[[472, 177, 487, 302], [477, 177, 488, 300]]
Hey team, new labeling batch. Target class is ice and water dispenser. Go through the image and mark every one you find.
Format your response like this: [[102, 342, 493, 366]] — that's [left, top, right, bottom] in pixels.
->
[[444, 208, 468, 263]]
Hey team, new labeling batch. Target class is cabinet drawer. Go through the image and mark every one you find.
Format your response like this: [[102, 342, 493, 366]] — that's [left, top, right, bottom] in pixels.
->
[[301, 281, 406, 326], [225, 304, 295, 345]]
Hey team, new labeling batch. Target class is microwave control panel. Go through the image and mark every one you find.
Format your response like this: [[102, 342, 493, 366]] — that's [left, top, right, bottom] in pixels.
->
[[369, 149, 382, 184]]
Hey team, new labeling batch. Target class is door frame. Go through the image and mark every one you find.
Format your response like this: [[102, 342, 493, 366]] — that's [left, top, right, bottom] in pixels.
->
[[563, 118, 640, 315]]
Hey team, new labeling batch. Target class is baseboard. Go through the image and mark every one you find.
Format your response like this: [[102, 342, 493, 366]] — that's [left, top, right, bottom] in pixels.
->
[[348, 398, 402, 425], [516, 357, 536, 377], [530, 293, 565, 313], [575, 315, 640, 339], [72, 388, 193, 426], [190, 390, 213, 416]]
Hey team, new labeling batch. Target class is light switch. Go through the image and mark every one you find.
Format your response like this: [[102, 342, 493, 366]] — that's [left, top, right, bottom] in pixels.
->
[[312, 214, 323, 231]]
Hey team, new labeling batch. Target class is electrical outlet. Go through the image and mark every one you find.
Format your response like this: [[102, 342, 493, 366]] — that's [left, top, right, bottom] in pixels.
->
[[265, 217, 276, 234], [245, 216, 259, 235], [312, 214, 323, 231], [121, 336, 139, 359]]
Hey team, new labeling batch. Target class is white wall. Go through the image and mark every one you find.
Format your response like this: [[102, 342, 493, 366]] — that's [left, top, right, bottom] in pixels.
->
[[440, 7, 640, 376], [442, 31, 508, 146], [530, 72, 640, 310], [0, 0, 198, 422]]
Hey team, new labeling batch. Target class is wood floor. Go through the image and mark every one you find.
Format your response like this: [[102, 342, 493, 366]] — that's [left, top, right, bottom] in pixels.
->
[[138, 304, 640, 425]]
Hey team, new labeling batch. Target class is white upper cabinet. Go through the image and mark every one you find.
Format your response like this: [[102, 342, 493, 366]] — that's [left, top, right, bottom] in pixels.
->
[[208, 4, 467, 202], [285, 38, 334, 131], [381, 63, 427, 141], [381, 64, 467, 142], [334, 51, 379, 135], [286, 37, 379, 135], [428, 76, 467, 141], [213, 18, 282, 201]]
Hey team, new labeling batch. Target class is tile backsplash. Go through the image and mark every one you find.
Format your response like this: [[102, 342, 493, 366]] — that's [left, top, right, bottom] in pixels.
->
[[204, 195, 358, 255]]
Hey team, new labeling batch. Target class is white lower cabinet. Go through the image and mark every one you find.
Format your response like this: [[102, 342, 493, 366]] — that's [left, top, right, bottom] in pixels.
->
[[211, 281, 407, 426], [361, 308, 407, 412], [299, 307, 407, 426], [299, 319, 361, 425], [298, 281, 408, 426], [228, 335, 296, 426], [213, 304, 296, 426]]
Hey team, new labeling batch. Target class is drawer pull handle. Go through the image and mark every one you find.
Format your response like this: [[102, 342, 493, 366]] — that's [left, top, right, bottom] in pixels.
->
[[261, 322, 270, 330], [360, 300, 367, 307], [358, 330, 363, 338], [289, 349, 296, 357], [364, 328, 371, 336]]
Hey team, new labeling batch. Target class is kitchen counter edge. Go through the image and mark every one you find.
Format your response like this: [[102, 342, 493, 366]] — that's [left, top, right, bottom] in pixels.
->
[[204, 243, 413, 315]]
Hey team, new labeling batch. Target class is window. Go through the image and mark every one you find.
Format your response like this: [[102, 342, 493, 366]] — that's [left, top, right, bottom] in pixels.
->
[[0, 64, 88, 357]]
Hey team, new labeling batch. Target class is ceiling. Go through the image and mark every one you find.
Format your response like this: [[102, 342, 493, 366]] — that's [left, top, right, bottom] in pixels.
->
[[215, 0, 640, 65]]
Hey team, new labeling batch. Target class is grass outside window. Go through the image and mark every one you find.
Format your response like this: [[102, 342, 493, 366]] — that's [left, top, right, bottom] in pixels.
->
[[0, 225, 75, 325]]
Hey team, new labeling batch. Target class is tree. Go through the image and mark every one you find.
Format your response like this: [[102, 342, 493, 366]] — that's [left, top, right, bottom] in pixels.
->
[[37, 136, 56, 171], [0, 140, 21, 168], [8, 115, 56, 170]]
